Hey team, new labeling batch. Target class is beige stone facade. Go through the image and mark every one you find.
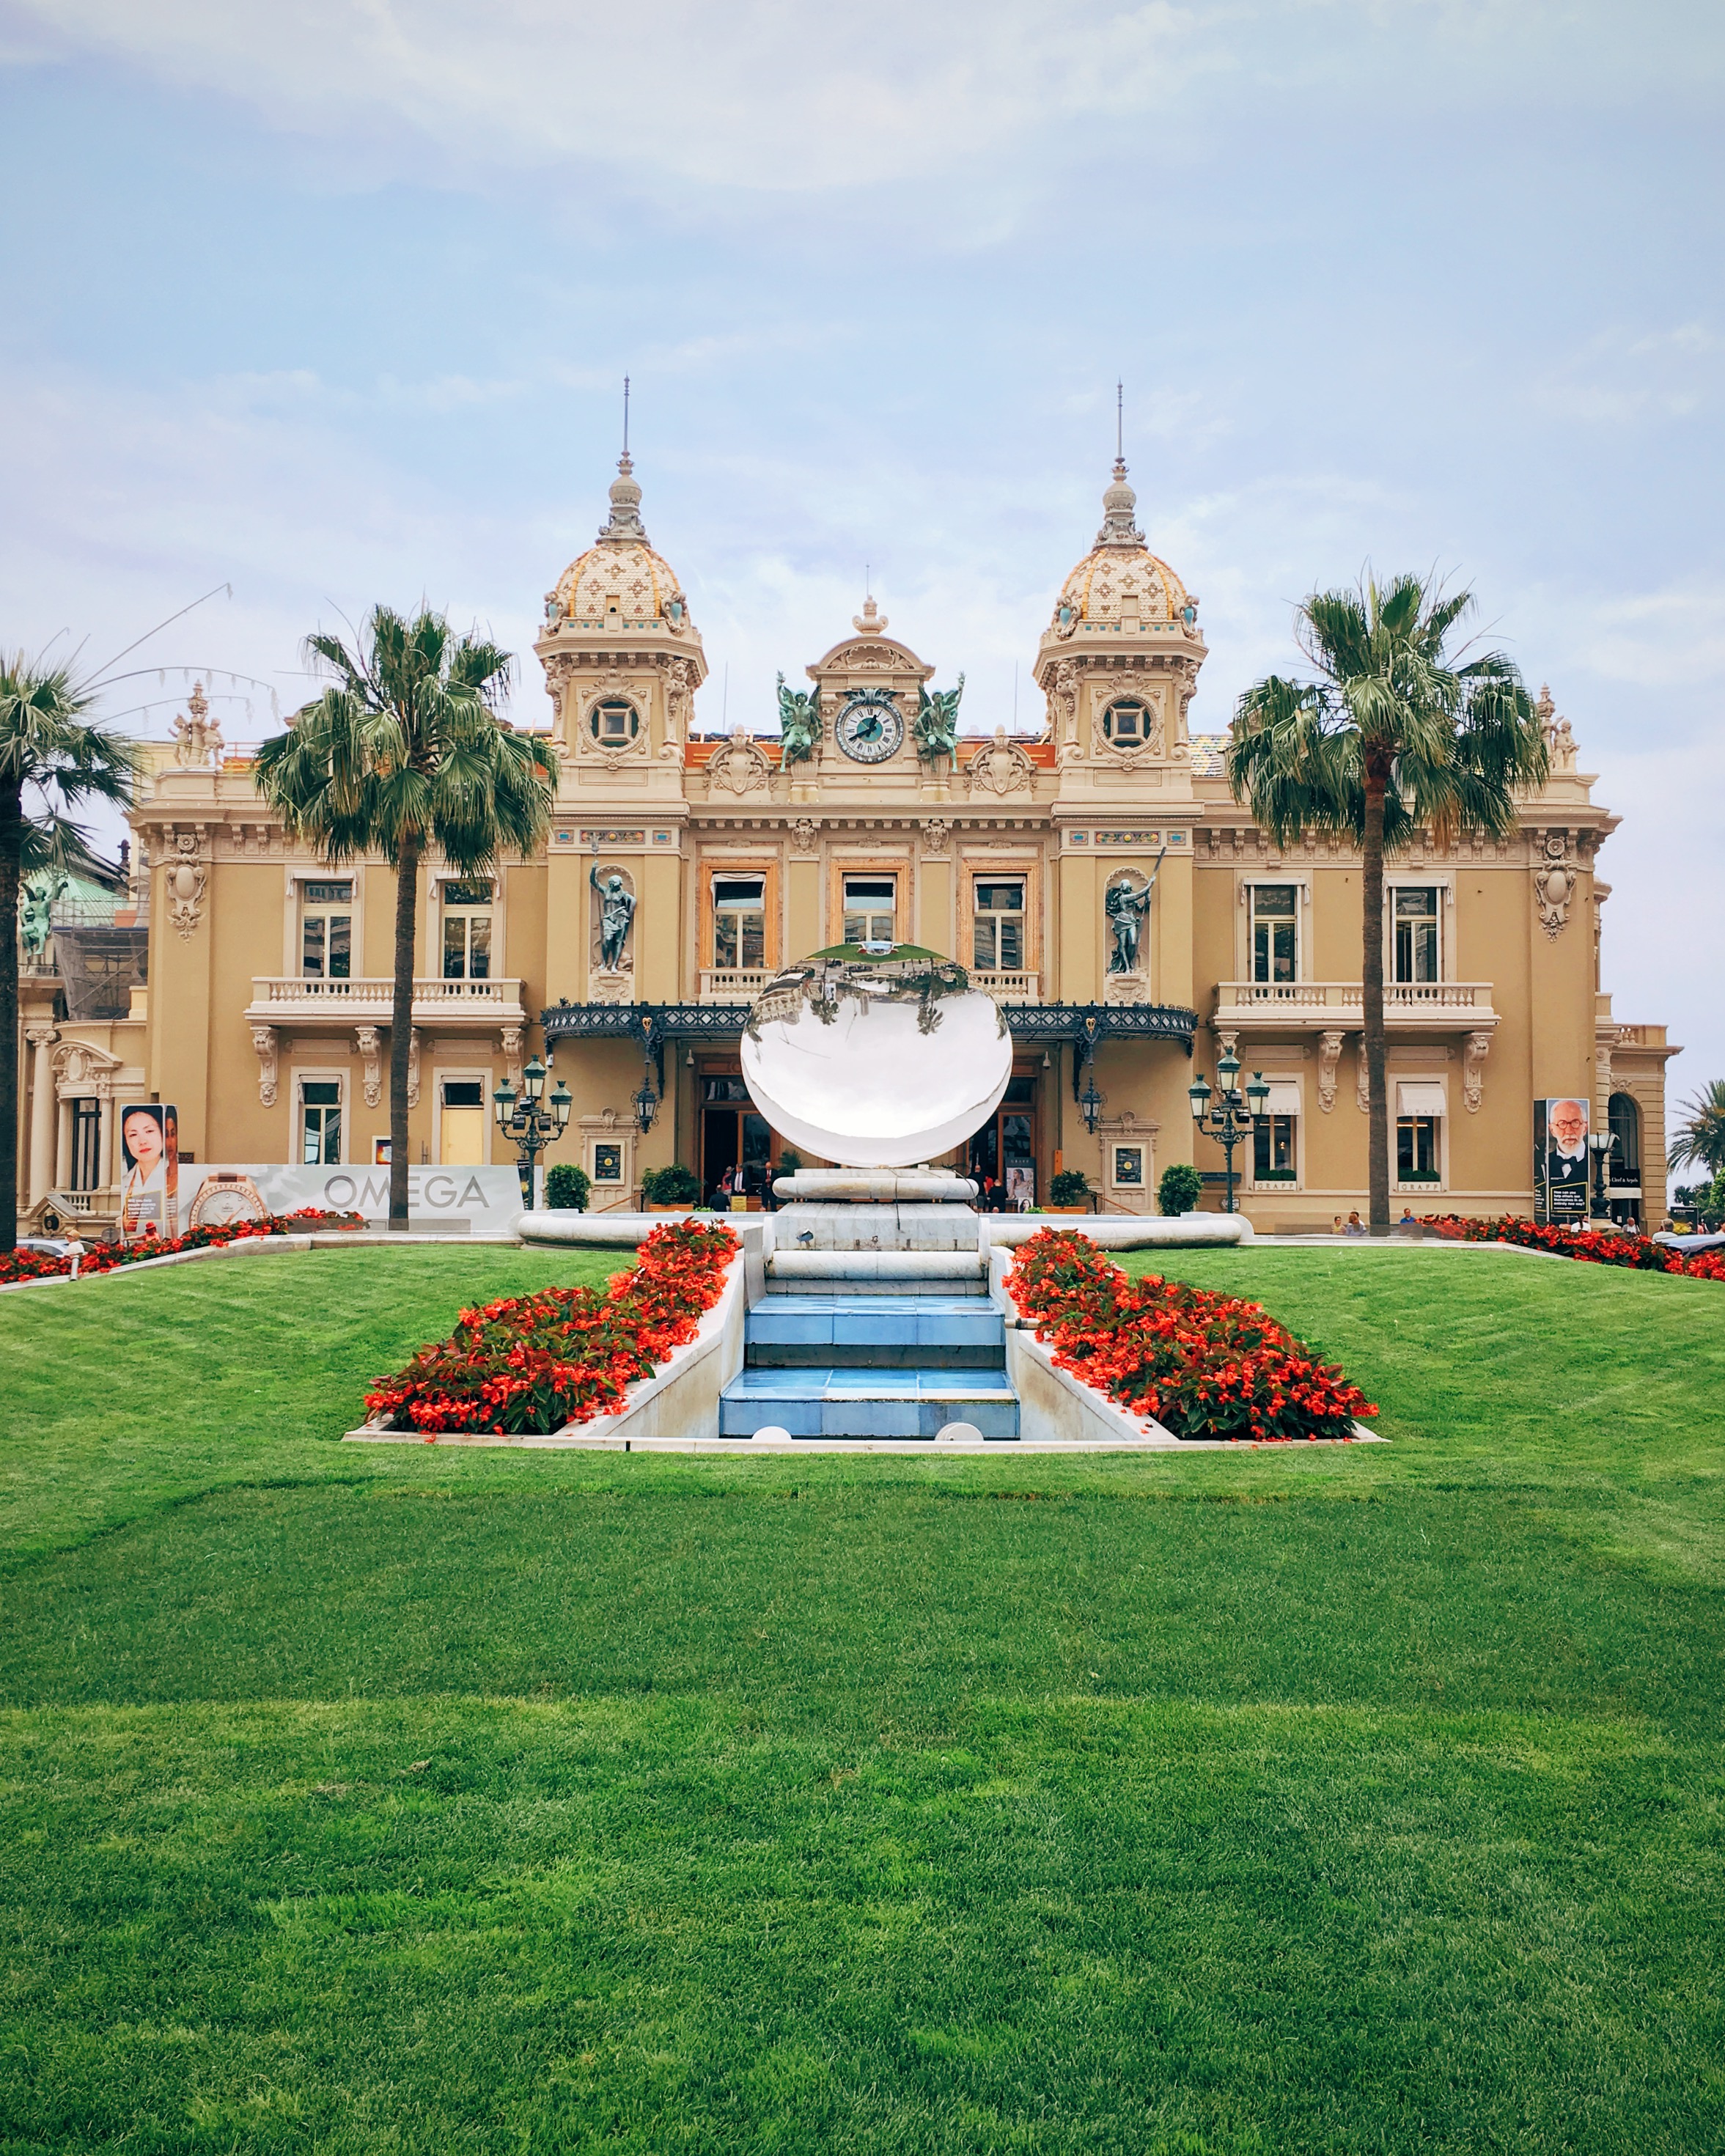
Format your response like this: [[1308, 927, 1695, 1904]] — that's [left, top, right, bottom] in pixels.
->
[[14, 452, 1677, 1232]]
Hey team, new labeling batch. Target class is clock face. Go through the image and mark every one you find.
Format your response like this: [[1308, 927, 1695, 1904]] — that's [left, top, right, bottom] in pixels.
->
[[835, 693, 904, 763]]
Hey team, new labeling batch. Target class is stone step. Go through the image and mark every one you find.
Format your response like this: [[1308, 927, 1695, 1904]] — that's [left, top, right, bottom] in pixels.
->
[[767, 1250, 988, 1285], [746, 1293, 1006, 1369], [718, 1368, 1020, 1441], [773, 1203, 981, 1254]]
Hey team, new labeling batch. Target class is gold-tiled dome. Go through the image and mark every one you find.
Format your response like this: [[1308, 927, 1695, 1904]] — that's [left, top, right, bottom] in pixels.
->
[[1049, 460, 1191, 634], [545, 455, 693, 633]]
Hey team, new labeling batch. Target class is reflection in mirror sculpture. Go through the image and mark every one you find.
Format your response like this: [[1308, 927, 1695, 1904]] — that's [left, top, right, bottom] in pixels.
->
[[740, 946, 1013, 1169]]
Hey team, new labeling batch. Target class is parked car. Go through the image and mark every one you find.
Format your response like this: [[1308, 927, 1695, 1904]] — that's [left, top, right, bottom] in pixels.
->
[[1653, 1229, 1725, 1254]]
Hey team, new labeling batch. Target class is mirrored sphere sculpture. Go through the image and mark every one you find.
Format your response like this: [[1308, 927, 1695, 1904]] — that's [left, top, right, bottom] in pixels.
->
[[740, 946, 1013, 1168]]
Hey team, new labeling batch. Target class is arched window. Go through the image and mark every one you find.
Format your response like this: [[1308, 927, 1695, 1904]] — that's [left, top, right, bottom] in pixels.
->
[[1100, 697, 1150, 746], [1608, 1092, 1640, 1177], [589, 699, 640, 744]]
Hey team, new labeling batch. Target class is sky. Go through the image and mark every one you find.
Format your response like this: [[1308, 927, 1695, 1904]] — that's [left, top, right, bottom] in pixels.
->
[[1, 0, 1720, 1117]]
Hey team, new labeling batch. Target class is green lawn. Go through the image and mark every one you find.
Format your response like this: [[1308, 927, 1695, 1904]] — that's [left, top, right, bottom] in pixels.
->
[[1, 1242, 1723, 2153]]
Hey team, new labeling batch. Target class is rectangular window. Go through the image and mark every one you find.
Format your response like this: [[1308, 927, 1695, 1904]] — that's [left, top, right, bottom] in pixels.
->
[[441, 880, 493, 981], [301, 1079, 342, 1166], [1393, 886, 1441, 983], [1253, 1115, 1297, 1180], [70, 1098, 101, 1192], [1248, 885, 1298, 984], [842, 875, 897, 946], [973, 879, 1026, 971], [712, 876, 766, 970], [301, 881, 353, 980], [1397, 1116, 1441, 1180]]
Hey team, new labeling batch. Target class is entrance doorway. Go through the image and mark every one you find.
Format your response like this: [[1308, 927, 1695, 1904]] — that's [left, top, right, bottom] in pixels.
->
[[439, 1078, 486, 1165], [699, 1074, 776, 1204], [968, 1073, 1038, 1206]]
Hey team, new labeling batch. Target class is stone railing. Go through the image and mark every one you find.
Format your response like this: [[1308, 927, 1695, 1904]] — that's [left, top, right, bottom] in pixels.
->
[[1213, 979, 1498, 1028], [244, 976, 527, 1023], [698, 968, 772, 1003], [971, 971, 1041, 1004]]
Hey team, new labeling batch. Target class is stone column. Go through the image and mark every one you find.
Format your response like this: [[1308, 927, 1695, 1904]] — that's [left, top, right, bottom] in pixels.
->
[[25, 1026, 57, 1205], [96, 1080, 117, 1192]]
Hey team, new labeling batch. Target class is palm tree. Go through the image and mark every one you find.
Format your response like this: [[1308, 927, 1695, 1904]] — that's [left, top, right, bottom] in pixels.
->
[[1228, 574, 1548, 1230], [1669, 1080, 1725, 1179], [256, 607, 553, 1232], [1, 653, 141, 1250]]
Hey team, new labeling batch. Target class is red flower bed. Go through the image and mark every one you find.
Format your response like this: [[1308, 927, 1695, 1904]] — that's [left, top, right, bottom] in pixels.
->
[[365, 1217, 740, 1438], [0, 1210, 366, 1286], [1005, 1228, 1375, 1443], [1421, 1214, 1724, 1281]]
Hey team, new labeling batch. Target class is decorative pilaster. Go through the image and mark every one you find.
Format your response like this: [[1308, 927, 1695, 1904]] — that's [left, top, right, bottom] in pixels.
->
[[1463, 1031, 1492, 1113], [25, 1025, 58, 1206], [1317, 1030, 1345, 1114], [355, 1026, 382, 1108], [250, 1025, 279, 1108]]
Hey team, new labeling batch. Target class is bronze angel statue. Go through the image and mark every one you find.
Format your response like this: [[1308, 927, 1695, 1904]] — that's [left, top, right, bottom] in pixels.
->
[[913, 674, 965, 760], [776, 674, 823, 765]]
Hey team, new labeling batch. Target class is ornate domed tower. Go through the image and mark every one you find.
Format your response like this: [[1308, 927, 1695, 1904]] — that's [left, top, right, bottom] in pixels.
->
[[535, 453, 707, 1011], [1034, 452, 1205, 1009], [1033, 454, 1206, 806], [534, 451, 707, 798]]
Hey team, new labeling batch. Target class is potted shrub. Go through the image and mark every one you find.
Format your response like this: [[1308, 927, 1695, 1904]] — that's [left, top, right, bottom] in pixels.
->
[[1046, 1168, 1092, 1214], [1158, 1163, 1203, 1217], [545, 1163, 590, 1212], [640, 1163, 702, 1212]]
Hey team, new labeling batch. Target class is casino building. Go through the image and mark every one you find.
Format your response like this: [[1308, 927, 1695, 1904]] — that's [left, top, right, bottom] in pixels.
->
[[12, 449, 1677, 1230]]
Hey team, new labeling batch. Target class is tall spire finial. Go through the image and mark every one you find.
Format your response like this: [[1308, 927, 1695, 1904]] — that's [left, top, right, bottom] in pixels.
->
[[1117, 379, 1123, 463], [599, 377, 647, 542]]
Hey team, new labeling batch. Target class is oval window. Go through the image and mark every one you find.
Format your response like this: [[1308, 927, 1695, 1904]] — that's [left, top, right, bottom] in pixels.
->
[[1102, 697, 1149, 745]]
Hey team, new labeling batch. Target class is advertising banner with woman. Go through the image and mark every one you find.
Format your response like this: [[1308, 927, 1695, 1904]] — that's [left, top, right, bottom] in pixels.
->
[[119, 1103, 179, 1242]]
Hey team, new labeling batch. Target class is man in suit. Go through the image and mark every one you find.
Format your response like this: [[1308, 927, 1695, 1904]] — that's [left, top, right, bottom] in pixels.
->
[[1545, 1097, 1591, 1210]]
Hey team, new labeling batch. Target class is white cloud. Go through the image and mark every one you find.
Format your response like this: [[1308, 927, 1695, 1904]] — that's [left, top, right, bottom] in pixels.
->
[[12, 0, 1717, 197]]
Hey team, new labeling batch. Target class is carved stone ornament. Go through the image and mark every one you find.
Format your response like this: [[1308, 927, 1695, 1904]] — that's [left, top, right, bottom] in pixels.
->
[[964, 727, 1035, 798], [707, 729, 772, 796], [1047, 661, 1081, 755], [1356, 1043, 1371, 1115], [501, 1026, 524, 1088], [1317, 1029, 1345, 1114], [1534, 832, 1574, 940], [919, 817, 952, 857], [542, 651, 577, 749], [166, 831, 208, 940], [661, 657, 697, 762], [407, 1027, 422, 1111], [589, 969, 635, 1007], [251, 1025, 279, 1108], [355, 1026, 382, 1109], [1536, 684, 1578, 773], [171, 681, 224, 771], [789, 817, 821, 855], [579, 672, 650, 766], [1464, 1030, 1492, 1113]]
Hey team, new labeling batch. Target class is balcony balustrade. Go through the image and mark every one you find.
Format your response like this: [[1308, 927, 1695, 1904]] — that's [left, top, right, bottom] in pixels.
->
[[971, 971, 1041, 1004], [1212, 979, 1498, 1029], [698, 968, 773, 1003], [244, 976, 527, 1025]]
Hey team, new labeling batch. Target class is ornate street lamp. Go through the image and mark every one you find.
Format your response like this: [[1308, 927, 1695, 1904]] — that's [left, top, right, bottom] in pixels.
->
[[633, 1064, 661, 1135], [1188, 1057, 1270, 1217], [1078, 1059, 1105, 1135], [1587, 1128, 1618, 1227], [493, 1053, 573, 1205]]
